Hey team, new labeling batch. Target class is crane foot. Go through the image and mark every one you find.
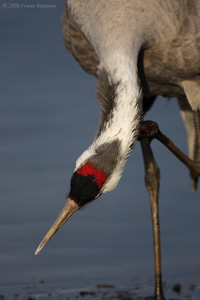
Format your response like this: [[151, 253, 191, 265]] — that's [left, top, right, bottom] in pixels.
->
[[138, 120, 159, 143]]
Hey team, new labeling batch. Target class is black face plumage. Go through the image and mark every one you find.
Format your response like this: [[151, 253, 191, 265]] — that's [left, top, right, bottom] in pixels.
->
[[68, 172, 100, 207]]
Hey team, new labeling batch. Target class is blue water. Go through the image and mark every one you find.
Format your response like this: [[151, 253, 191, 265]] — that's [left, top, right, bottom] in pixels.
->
[[0, 1, 200, 299]]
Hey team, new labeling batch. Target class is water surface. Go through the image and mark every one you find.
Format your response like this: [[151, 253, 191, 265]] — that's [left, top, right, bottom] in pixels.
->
[[0, 1, 200, 299]]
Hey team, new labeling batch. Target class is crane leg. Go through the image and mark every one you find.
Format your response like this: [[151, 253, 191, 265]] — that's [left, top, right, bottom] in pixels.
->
[[139, 121, 200, 180], [191, 110, 200, 191], [177, 97, 200, 191], [140, 140, 166, 300]]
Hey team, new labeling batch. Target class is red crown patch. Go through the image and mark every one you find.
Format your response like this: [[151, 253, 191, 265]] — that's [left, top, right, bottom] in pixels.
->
[[76, 162, 107, 189]]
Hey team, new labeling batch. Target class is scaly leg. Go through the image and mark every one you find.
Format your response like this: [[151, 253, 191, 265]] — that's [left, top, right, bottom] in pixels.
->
[[191, 110, 200, 190], [139, 121, 200, 180], [140, 140, 166, 300]]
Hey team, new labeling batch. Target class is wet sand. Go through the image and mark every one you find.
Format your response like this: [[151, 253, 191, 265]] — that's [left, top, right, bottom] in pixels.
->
[[0, 279, 199, 299]]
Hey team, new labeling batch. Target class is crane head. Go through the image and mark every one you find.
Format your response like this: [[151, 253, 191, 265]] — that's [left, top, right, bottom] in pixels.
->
[[35, 162, 107, 255]]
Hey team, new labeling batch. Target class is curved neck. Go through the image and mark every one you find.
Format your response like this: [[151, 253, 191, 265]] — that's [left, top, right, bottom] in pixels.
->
[[75, 49, 143, 192], [95, 62, 142, 155], [75, 61, 142, 191]]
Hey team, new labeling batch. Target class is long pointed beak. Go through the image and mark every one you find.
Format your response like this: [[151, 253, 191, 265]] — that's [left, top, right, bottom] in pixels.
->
[[35, 198, 79, 255]]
